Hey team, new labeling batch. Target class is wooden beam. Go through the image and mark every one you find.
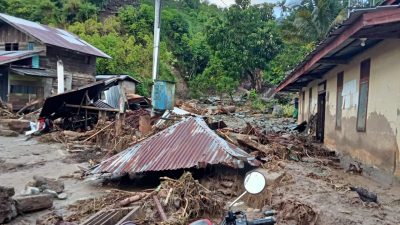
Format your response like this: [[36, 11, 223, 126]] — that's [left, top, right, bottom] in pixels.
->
[[65, 104, 119, 112]]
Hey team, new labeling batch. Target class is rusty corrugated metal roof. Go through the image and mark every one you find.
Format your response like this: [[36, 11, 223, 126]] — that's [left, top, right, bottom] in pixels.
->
[[10, 67, 56, 78], [0, 51, 41, 65], [0, 13, 110, 58], [92, 117, 259, 175]]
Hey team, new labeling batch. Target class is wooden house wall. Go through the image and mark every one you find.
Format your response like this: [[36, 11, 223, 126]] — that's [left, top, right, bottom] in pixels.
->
[[0, 23, 46, 53], [41, 46, 96, 89]]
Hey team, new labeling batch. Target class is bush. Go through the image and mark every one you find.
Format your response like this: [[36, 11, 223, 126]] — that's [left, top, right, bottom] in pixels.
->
[[282, 104, 295, 117]]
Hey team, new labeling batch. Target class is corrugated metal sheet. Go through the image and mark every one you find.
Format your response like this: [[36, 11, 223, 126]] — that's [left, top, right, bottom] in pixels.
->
[[93, 99, 115, 109], [10, 67, 56, 78], [92, 117, 259, 175], [152, 80, 175, 110], [0, 51, 41, 65], [104, 85, 121, 108], [0, 13, 110, 59], [96, 75, 141, 84]]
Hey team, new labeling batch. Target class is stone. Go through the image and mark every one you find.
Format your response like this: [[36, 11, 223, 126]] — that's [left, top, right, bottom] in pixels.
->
[[0, 130, 18, 137], [22, 187, 40, 195], [14, 194, 53, 213], [57, 193, 68, 200], [43, 189, 58, 198], [32, 176, 65, 193]]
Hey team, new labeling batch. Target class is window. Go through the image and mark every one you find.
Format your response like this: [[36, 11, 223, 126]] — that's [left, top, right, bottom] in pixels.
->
[[308, 87, 312, 119], [10, 85, 37, 94], [336, 72, 344, 129], [5, 43, 19, 51], [357, 59, 370, 132], [28, 42, 35, 50]]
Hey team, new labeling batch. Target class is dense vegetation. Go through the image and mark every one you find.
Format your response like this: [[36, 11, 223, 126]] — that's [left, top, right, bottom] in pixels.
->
[[0, 0, 383, 96]]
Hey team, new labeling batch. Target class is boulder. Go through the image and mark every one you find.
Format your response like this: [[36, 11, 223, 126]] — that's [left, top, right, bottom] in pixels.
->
[[32, 176, 64, 194], [14, 194, 53, 213]]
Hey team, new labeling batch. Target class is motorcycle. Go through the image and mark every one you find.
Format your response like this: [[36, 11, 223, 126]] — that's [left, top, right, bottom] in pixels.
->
[[190, 171, 276, 225]]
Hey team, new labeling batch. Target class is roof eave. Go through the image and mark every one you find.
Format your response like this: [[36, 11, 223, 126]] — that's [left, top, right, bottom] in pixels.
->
[[276, 6, 400, 93]]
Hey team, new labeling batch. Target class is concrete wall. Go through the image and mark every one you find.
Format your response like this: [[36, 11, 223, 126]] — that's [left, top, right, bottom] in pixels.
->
[[299, 39, 400, 176]]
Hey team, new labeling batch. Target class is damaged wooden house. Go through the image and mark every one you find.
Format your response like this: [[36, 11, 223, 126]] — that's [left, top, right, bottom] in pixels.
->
[[276, 3, 400, 177], [0, 13, 110, 111]]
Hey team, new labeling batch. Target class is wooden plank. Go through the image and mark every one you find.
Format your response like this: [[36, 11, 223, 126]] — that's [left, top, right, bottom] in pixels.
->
[[65, 104, 119, 112]]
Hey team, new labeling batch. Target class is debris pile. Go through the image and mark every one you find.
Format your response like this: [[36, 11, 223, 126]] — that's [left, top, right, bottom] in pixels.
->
[[218, 123, 337, 163], [275, 199, 318, 225], [67, 172, 230, 224]]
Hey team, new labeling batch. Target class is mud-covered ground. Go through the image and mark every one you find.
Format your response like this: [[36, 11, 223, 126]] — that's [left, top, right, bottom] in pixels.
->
[[1, 132, 400, 225], [269, 160, 400, 225], [0, 136, 106, 224]]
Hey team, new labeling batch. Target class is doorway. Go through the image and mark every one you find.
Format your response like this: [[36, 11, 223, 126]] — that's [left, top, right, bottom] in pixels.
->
[[316, 92, 326, 142]]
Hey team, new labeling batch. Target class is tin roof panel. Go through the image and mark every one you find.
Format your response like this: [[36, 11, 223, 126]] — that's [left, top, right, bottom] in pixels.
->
[[92, 117, 259, 175]]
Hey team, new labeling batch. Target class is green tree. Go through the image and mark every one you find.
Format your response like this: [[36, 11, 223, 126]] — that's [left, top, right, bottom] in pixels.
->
[[205, 2, 282, 91]]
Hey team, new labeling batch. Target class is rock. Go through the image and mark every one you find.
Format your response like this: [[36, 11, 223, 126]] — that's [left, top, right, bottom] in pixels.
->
[[0, 129, 18, 137], [22, 187, 40, 195], [32, 176, 64, 193], [43, 189, 58, 198], [14, 194, 53, 213], [57, 193, 68, 200]]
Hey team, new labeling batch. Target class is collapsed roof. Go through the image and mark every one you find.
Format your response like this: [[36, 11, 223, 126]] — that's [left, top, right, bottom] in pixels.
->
[[92, 117, 259, 175], [0, 13, 111, 59], [276, 5, 400, 92]]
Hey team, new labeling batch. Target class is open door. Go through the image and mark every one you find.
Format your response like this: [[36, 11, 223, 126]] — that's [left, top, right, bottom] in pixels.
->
[[316, 82, 326, 142]]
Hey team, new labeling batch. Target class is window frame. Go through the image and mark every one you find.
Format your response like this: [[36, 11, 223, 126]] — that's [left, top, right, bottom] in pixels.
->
[[5, 43, 19, 51], [356, 59, 371, 132], [336, 72, 344, 130]]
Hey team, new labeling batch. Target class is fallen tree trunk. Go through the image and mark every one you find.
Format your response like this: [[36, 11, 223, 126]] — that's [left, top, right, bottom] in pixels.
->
[[116, 193, 147, 207], [14, 194, 53, 213], [236, 134, 271, 153]]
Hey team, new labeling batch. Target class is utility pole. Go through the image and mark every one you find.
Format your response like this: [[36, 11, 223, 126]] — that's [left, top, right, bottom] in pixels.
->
[[152, 0, 161, 81]]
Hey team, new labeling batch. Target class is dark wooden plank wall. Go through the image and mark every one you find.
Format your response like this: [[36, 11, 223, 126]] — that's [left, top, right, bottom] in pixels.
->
[[41, 46, 96, 89], [0, 23, 46, 52]]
